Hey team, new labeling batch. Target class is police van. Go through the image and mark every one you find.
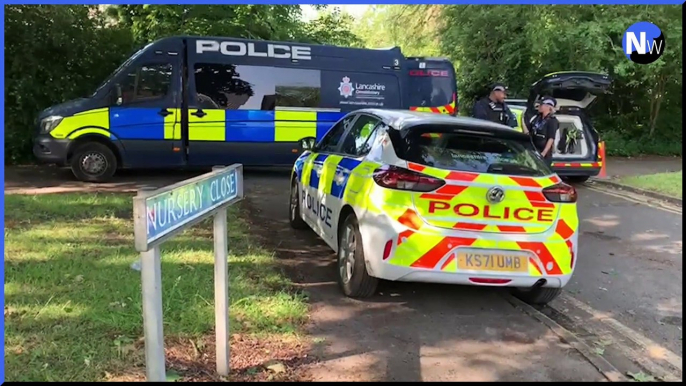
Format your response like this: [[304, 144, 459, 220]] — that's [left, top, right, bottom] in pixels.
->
[[406, 57, 458, 116], [509, 71, 612, 182], [33, 36, 421, 182]]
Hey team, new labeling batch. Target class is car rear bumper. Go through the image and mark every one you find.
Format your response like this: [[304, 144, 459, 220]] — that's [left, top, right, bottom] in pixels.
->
[[371, 267, 571, 289], [359, 212, 577, 289], [33, 135, 69, 165]]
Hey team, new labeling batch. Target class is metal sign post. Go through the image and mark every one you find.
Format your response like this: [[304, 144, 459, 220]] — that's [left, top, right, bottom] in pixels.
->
[[133, 164, 244, 382]]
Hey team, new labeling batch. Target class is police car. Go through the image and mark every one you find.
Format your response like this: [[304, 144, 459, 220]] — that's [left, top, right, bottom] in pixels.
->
[[289, 110, 579, 305], [508, 71, 612, 182]]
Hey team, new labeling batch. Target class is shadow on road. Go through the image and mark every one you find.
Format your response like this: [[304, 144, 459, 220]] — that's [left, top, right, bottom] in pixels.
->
[[4, 165, 292, 195], [4, 164, 610, 381], [242, 174, 606, 382]]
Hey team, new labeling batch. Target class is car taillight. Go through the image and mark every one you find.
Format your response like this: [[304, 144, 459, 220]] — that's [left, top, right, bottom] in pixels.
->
[[542, 183, 577, 203], [383, 240, 393, 260], [372, 165, 445, 192]]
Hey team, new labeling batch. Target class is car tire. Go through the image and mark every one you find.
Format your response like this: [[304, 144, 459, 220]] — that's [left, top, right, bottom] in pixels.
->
[[564, 176, 590, 184], [70, 142, 117, 183], [513, 287, 562, 306], [289, 179, 308, 230], [337, 213, 378, 298]]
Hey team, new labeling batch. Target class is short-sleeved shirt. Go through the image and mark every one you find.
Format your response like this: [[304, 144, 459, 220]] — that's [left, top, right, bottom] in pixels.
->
[[528, 114, 559, 160]]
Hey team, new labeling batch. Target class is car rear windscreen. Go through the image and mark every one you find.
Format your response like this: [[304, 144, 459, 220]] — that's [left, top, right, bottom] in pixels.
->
[[398, 131, 552, 177]]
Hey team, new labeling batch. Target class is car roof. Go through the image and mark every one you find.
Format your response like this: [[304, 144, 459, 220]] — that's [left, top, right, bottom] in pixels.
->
[[355, 109, 530, 140]]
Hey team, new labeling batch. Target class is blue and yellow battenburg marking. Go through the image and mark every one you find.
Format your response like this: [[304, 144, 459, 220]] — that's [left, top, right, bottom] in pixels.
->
[[297, 152, 377, 205], [305, 154, 360, 195], [50, 107, 346, 143]]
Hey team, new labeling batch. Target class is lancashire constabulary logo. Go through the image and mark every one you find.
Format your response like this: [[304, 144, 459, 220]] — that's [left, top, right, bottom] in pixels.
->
[[623, 22, 665, 65], [338, 76, 355, 98]]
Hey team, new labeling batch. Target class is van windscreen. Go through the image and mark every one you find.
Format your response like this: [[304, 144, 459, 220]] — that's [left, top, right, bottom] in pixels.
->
[[407, 75, 454, 108]]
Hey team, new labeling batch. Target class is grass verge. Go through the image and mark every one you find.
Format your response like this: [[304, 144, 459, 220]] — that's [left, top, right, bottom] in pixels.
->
[[618, 171, 683, 199], [4, 193, 309, 382]]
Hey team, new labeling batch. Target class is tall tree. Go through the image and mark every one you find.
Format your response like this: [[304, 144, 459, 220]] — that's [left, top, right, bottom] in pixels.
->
[[354, 4, 682, 155], [5, 5, 134, 164]]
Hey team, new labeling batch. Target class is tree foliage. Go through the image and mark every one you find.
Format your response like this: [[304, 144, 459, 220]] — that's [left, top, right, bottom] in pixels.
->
[[358, 5, 682, 156], [5, 5, 135, 163], [355, 5, 442, 56], [4, 5, 361, 164], [5, 5, 682, 163]]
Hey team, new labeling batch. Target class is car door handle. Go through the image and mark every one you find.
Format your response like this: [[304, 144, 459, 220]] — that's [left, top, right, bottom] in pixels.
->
[[158, 109, 172, 117], [191, 109, 206, 118]]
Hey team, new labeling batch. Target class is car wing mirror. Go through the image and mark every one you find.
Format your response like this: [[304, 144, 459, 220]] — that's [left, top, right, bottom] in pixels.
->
[[299, 137, 317, 152]]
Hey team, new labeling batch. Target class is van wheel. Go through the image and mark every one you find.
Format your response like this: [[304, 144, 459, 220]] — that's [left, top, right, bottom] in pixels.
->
[[513, 287, 562, 306], [337, 213, 378, 298], [289, 180, 308, 230], [70, 142, 117, 183]]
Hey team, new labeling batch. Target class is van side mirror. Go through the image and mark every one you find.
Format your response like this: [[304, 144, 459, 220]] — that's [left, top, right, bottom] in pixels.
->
[[299, 137, 317, 152], [113, 84, 123, 106]]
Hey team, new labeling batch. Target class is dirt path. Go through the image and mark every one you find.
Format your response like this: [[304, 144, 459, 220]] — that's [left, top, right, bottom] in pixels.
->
[[243, 173, 609, 382], [4, 165, 202, 195]]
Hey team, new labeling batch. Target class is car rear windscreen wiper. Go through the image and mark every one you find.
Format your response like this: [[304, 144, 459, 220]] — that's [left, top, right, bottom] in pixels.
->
[[486, 163, 542, 176]]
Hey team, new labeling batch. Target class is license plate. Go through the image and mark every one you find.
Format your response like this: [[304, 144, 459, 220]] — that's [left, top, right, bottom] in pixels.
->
[[457, 251, 528, 273]]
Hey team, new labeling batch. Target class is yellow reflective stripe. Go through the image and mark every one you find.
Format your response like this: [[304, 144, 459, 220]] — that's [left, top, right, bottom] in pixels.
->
[[274, 121, 317, 142], [50, 108, 110, 139], [557, 163, 598, 167], [512, 109, 524, 132], [392, 233, 442, 267], [343, 161, 379, 207], [548, 241, 572, 275], [558, 205, 579, 234], [164, 108, 181, 140], [301, 153, 316, 185], [189, 109, 225, 141], [275, 110, 317, 142], [67, 128, 111, 140], [441, 256, 458, 272], [319, 155, 343, 194]]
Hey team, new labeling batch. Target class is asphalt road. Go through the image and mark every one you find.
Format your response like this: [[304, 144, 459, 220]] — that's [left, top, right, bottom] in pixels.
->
[[544, 185, 683, 381], [5, 166, 683, 381]]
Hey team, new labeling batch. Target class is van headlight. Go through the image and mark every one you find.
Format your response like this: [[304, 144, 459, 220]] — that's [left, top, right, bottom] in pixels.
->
[[40, 115, 63, 133]]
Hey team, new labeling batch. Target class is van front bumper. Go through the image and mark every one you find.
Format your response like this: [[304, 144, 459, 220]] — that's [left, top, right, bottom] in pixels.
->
[[33, 135, 69, 165]]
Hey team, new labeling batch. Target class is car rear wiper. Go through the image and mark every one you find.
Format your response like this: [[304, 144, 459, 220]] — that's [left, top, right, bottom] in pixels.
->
[[487, 163, 542, 176]]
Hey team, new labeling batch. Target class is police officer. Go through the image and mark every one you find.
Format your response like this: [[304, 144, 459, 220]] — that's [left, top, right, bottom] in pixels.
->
[[472, 83, 518, 128], [523, 96, 559, 167]]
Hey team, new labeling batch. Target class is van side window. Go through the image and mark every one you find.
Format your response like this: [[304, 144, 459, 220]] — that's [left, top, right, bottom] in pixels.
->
[[193, 63, 321, 110], [119, 63, 173, 105]]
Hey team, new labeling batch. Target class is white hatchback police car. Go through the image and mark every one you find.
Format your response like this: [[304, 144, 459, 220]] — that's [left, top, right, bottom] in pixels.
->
[[288, 110, 579, 305]]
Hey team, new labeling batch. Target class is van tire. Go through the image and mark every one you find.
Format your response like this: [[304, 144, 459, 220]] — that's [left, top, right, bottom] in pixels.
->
[[289, 179, 308, 230], [337, 214, 378, 298], [513, 287, 562, 306], [70, 142, 117, 183]]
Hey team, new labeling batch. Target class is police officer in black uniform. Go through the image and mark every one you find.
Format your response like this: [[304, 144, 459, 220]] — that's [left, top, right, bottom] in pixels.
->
[[472, 83, 518, 128], [523, 96, 559, 168]]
